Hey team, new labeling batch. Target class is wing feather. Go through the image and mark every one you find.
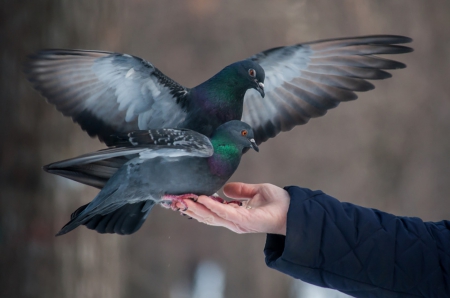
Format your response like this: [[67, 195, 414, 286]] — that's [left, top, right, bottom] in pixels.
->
[[296, 72, 375, 92], [244, 35, 413, 144], [44, 128, 213, 188], [25, 49, 190, 145]]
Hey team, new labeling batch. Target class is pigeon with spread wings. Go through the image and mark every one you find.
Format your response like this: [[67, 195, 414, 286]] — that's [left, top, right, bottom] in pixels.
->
[[25, 35, 412, 146]]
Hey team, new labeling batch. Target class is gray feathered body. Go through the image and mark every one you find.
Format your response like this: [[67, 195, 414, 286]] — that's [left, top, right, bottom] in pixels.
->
[[54, 121, 256, 236], [57, 153, 233, 236], [101, 155, 231, 206]]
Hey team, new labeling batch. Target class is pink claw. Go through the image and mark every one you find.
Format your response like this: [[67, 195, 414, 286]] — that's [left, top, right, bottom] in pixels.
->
[[226, 200, 243, 206], [161, 194, 199, 211], [209, 196, 225, 203]]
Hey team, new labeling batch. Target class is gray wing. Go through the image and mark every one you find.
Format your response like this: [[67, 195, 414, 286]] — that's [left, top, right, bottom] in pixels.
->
[[44, 128, 213, 189], [25, 50, 190, 145], [243, 35, 413, 144], [58, 200, 155, 235]]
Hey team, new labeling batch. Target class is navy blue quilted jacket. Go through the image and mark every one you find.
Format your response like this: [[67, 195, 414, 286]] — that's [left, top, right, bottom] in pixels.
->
[[264, 186, 450, 298]]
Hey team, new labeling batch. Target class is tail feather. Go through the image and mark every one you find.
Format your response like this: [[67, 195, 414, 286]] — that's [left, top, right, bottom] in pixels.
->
[[56, 217, 83, 236], [44, 156, 129, 189], [71, 203, 89, 219]]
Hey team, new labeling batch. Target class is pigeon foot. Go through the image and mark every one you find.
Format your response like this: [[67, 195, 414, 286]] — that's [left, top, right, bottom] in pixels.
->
[[209, 196, 225, 203], [161, 194, 199, 211], [162, 194, 242, 211]]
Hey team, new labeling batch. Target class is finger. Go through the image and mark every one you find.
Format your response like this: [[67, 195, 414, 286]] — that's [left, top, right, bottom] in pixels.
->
[[196, 195, 246, 223], [181, 199, 200, 212], [181, 205, 222, 226], [181, 205, 247, 233], [223, 182, 259, 200], [186, 197, 225, 217]]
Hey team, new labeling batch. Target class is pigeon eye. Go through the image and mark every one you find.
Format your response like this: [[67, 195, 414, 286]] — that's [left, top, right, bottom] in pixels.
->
[[241, 130, 248, 136], [248, 69, 256, 77]]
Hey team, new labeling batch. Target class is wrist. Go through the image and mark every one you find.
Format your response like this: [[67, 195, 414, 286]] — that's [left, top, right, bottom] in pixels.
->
[[277, 221, 287, 236], [268, 218, 287, 235]]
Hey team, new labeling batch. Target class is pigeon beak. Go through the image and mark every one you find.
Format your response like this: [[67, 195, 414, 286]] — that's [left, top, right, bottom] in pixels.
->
[[255, 80, 265, 98], [250, 138, 259, 152]]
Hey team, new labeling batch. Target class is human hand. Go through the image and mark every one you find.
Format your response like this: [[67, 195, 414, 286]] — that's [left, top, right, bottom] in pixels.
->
[[181, 183, 290, 235]]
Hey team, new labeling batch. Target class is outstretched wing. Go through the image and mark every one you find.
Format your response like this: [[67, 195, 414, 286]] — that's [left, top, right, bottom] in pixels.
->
[[242, 35, 413, 144], [44, 128, 213, 189], [25, 50, 190, 145]]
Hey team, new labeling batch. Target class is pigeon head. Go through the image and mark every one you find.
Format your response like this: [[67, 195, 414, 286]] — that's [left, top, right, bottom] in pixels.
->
[[230, 60, 265, 98], [191, 60, 265, 128], [212, 120, 259, 152]]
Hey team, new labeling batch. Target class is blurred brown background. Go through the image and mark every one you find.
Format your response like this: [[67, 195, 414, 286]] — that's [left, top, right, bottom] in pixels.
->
[[1, 1, 449, 297]]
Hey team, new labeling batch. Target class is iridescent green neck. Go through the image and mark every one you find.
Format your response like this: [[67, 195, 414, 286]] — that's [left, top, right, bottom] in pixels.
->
[[208, 135, 242, 177], [204, 66, 249, 101], [193, 66, 248, 122]]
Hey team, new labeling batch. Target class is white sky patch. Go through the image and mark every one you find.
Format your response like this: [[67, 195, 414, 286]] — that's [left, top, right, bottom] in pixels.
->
[[290, 279, 353, 298], [191, 260, 225, 298]]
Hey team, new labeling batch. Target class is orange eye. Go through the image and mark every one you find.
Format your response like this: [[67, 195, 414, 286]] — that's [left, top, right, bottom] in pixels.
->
[[241, 130, 248, 136], [248, 69, 256, 77]]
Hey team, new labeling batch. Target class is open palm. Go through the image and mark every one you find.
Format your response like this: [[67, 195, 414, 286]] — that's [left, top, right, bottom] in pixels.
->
[[182, 182, 290, 235]]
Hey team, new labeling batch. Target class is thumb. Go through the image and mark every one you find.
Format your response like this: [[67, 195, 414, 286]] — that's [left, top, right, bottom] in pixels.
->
[[223, 182, 259, 200]]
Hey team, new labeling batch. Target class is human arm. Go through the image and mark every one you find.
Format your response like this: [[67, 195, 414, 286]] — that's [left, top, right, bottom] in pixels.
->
[[183, 184, 450, 298]]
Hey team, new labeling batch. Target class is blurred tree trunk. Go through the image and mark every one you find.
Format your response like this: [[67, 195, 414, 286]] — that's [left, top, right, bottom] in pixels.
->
[[0, 1, 124, 297]]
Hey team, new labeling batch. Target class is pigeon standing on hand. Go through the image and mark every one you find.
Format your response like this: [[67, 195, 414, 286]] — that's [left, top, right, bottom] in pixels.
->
[[25, 35, 412, 146], [45, 120, 259, 236]]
